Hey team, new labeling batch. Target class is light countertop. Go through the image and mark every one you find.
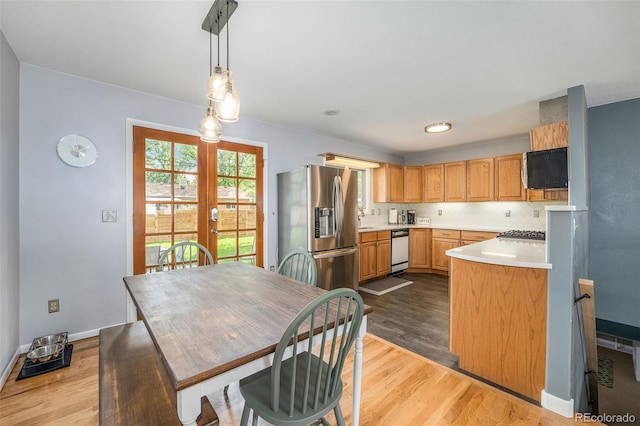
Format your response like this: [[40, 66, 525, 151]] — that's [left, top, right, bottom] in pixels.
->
[[446, 238, 551, 269], [358, 224, 508, 233]]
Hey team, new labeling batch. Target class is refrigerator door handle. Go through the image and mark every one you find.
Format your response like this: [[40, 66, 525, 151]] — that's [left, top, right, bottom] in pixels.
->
[[333, 175, 344, 242], [312, 247, 358, 259]]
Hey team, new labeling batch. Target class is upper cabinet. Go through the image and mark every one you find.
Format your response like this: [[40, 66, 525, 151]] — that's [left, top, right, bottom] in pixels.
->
[[529, 121, 569, 201], [403, 166, 423, 203], [445, 161, 467, 202], [466, 158, 494, 202], [530, 121, 568, 150], [495, 154, 527, 201], [373, 163, 404, 203], [423, 164, 445, 203]]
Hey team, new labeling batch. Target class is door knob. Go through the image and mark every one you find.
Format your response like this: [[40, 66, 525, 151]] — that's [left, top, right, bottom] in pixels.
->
[[211, 229, 218, 234]]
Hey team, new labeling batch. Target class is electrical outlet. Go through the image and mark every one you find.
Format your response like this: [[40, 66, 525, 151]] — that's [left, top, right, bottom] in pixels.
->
[[438, 209, 443, 216], [533, 210, 540, 218], [48, 299, 60, 313], [505, 210, 511, 217], [269, 265, 275, 272]]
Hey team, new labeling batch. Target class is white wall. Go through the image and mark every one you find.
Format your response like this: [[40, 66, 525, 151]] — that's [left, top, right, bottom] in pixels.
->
[[17, 64, 401, 344], [0, 30, 20, 383]]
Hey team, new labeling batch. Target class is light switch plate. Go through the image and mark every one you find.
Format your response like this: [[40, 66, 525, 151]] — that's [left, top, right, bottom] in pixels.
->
[[102, 210, 117, 223]]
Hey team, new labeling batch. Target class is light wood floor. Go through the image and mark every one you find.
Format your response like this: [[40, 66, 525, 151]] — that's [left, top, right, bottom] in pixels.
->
[[0, 334, 583, 425]]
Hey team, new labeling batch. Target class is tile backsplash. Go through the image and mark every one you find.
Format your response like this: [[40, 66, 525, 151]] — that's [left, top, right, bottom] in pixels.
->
[[360, 201, 566, 231]]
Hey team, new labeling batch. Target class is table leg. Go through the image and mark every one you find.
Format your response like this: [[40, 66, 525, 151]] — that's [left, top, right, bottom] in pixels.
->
[[352, 316, 367, 426], [177, 386, 201, 426]]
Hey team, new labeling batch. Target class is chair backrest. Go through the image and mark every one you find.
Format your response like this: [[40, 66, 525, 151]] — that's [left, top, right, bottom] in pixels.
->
[[270, 288, 364, 417], [277, 250, 317, 286], [157, 241, 214, 271]]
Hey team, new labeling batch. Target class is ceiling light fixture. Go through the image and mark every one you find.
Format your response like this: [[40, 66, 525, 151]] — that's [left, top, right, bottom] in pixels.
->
[[320, 153, 381, 169], [198, 0, 239, 141], [424, 122, 452, 133]]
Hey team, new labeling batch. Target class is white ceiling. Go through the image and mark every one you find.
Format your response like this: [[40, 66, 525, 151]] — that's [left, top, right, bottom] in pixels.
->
[[2, 1, 639, 154]]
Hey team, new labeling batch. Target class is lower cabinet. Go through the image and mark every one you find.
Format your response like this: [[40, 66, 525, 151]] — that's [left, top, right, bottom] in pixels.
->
[[432, 229, 461, 272], [408, 228, 431, 269], [358, 231, 391, 282]]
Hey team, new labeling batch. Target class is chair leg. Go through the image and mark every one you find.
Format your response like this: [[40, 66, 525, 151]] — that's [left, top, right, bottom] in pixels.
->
[[223, 384, 229, 394], [252, 411, 259, 426], [334, 404, 345, 426], [240, 403, 250, 426]]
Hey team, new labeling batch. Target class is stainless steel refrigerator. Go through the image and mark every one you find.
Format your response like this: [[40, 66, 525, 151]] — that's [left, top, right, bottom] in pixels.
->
[[277, 165, 358, 290]]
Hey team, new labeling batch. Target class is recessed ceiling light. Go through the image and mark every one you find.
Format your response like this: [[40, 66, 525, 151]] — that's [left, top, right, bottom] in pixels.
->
[[324, 109, 341, 116], [424, 122, 452, 133]]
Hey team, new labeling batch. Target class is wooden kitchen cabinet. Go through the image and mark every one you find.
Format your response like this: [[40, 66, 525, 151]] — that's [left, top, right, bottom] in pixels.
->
[[358, 230, 391, 282], [403, 166, 423, 202], [431, 229, 461, 272], [528, 121, 569, 201], [495, 154, 527, 201], [408, 228, 431, 269], [466, 158, 494, 202], [423, 164, 445, 202], [373, 163, 404, 203], [460, 230, 498, 246], [445, 161, 467, 202]]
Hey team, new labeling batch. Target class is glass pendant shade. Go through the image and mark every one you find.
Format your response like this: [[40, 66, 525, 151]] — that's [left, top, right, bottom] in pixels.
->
[[206, 66, 227, 101], [215, 80, 240, 123], [198, 106, 222, 143]]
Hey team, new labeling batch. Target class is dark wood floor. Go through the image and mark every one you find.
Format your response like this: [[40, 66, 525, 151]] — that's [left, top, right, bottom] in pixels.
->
[[359, 272, 459, 368]]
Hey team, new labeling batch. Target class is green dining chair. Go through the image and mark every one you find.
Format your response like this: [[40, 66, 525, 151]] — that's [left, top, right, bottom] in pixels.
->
[[277, 250, 318, 286], [238, 288, 365, 426], [156, 241, 214, 272]]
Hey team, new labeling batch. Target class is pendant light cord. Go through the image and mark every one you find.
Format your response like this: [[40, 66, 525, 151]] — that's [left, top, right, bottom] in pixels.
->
[[226, 1, 230, 71], [217, 10, 221, 66]]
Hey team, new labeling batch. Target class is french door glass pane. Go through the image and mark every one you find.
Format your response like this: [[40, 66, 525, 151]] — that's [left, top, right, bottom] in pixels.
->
[[174, 204, 198, 233], [174, 143, 197, 172], [217, 231, 237, 259], [146, 172, 172, 200], [240, 205, 256, 229], [145, 139, 171, 169], [146, 204, 171, 234], [218, 206, 237, 231], [174, 174, 198, 202], [217, 150, 236, 176], [239, 230, 256, 255], [239, 179, 256, 203], [218, 177, 237, 202], [238, 152, 256, 177]]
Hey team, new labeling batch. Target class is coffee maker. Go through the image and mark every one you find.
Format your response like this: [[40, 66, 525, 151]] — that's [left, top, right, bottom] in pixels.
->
[[407, 210, 416, 225]]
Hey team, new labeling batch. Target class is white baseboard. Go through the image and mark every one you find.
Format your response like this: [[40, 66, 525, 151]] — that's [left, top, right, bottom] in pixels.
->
[[597, 336, 634, 354], [541, 390, 574, 418], [0, 347, 21, 392]]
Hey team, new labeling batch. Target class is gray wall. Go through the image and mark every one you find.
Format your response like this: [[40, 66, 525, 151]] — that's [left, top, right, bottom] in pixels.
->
[[404, 134, 530, 165], [588, 97, 640, 327], [16, 64, 400, 347], [0, 29, 20, 381]]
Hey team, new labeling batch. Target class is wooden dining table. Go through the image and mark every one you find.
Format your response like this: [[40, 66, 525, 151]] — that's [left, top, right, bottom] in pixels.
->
[[123, 262, 371, 426]]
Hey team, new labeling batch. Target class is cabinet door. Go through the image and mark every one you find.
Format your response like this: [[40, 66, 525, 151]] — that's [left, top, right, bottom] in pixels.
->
[[529, 121, 568, 151], [432, 238, 460, 271], [376, 239, 391, 277], [373, 163, 404, 203], [466, 158, 494, 202], [358, 241, 377, 282], [445, 161, 467, 202], [409, 228, 431, 268], [389, 164, 404, 202], [423, 164, 444, 202], [495, 154, 526, 201], [403, 166, 423, 203]]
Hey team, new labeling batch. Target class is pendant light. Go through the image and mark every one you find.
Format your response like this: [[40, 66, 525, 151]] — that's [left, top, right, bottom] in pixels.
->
[[206, 11, 226, 102], [214, 0, 240, 122], [198, 28, 222, 142], [198, 102, 223, 143]]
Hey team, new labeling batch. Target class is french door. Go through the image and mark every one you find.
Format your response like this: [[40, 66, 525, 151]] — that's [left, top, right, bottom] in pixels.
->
[[132, 126, 263, 275]]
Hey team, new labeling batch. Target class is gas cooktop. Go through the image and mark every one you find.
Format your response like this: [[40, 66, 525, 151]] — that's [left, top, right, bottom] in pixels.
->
[[497, 230, 546, 241]]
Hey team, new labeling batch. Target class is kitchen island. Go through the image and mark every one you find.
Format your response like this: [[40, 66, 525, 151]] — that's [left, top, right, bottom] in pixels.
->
[[446, 238, 550, 402]]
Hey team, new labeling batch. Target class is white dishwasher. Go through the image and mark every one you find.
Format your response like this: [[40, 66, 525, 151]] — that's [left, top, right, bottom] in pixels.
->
[[391, 228, 409, 273]]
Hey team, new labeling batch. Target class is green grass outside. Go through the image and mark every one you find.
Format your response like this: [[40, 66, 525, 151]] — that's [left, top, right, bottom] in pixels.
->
[[146, 235, 254, 260]]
